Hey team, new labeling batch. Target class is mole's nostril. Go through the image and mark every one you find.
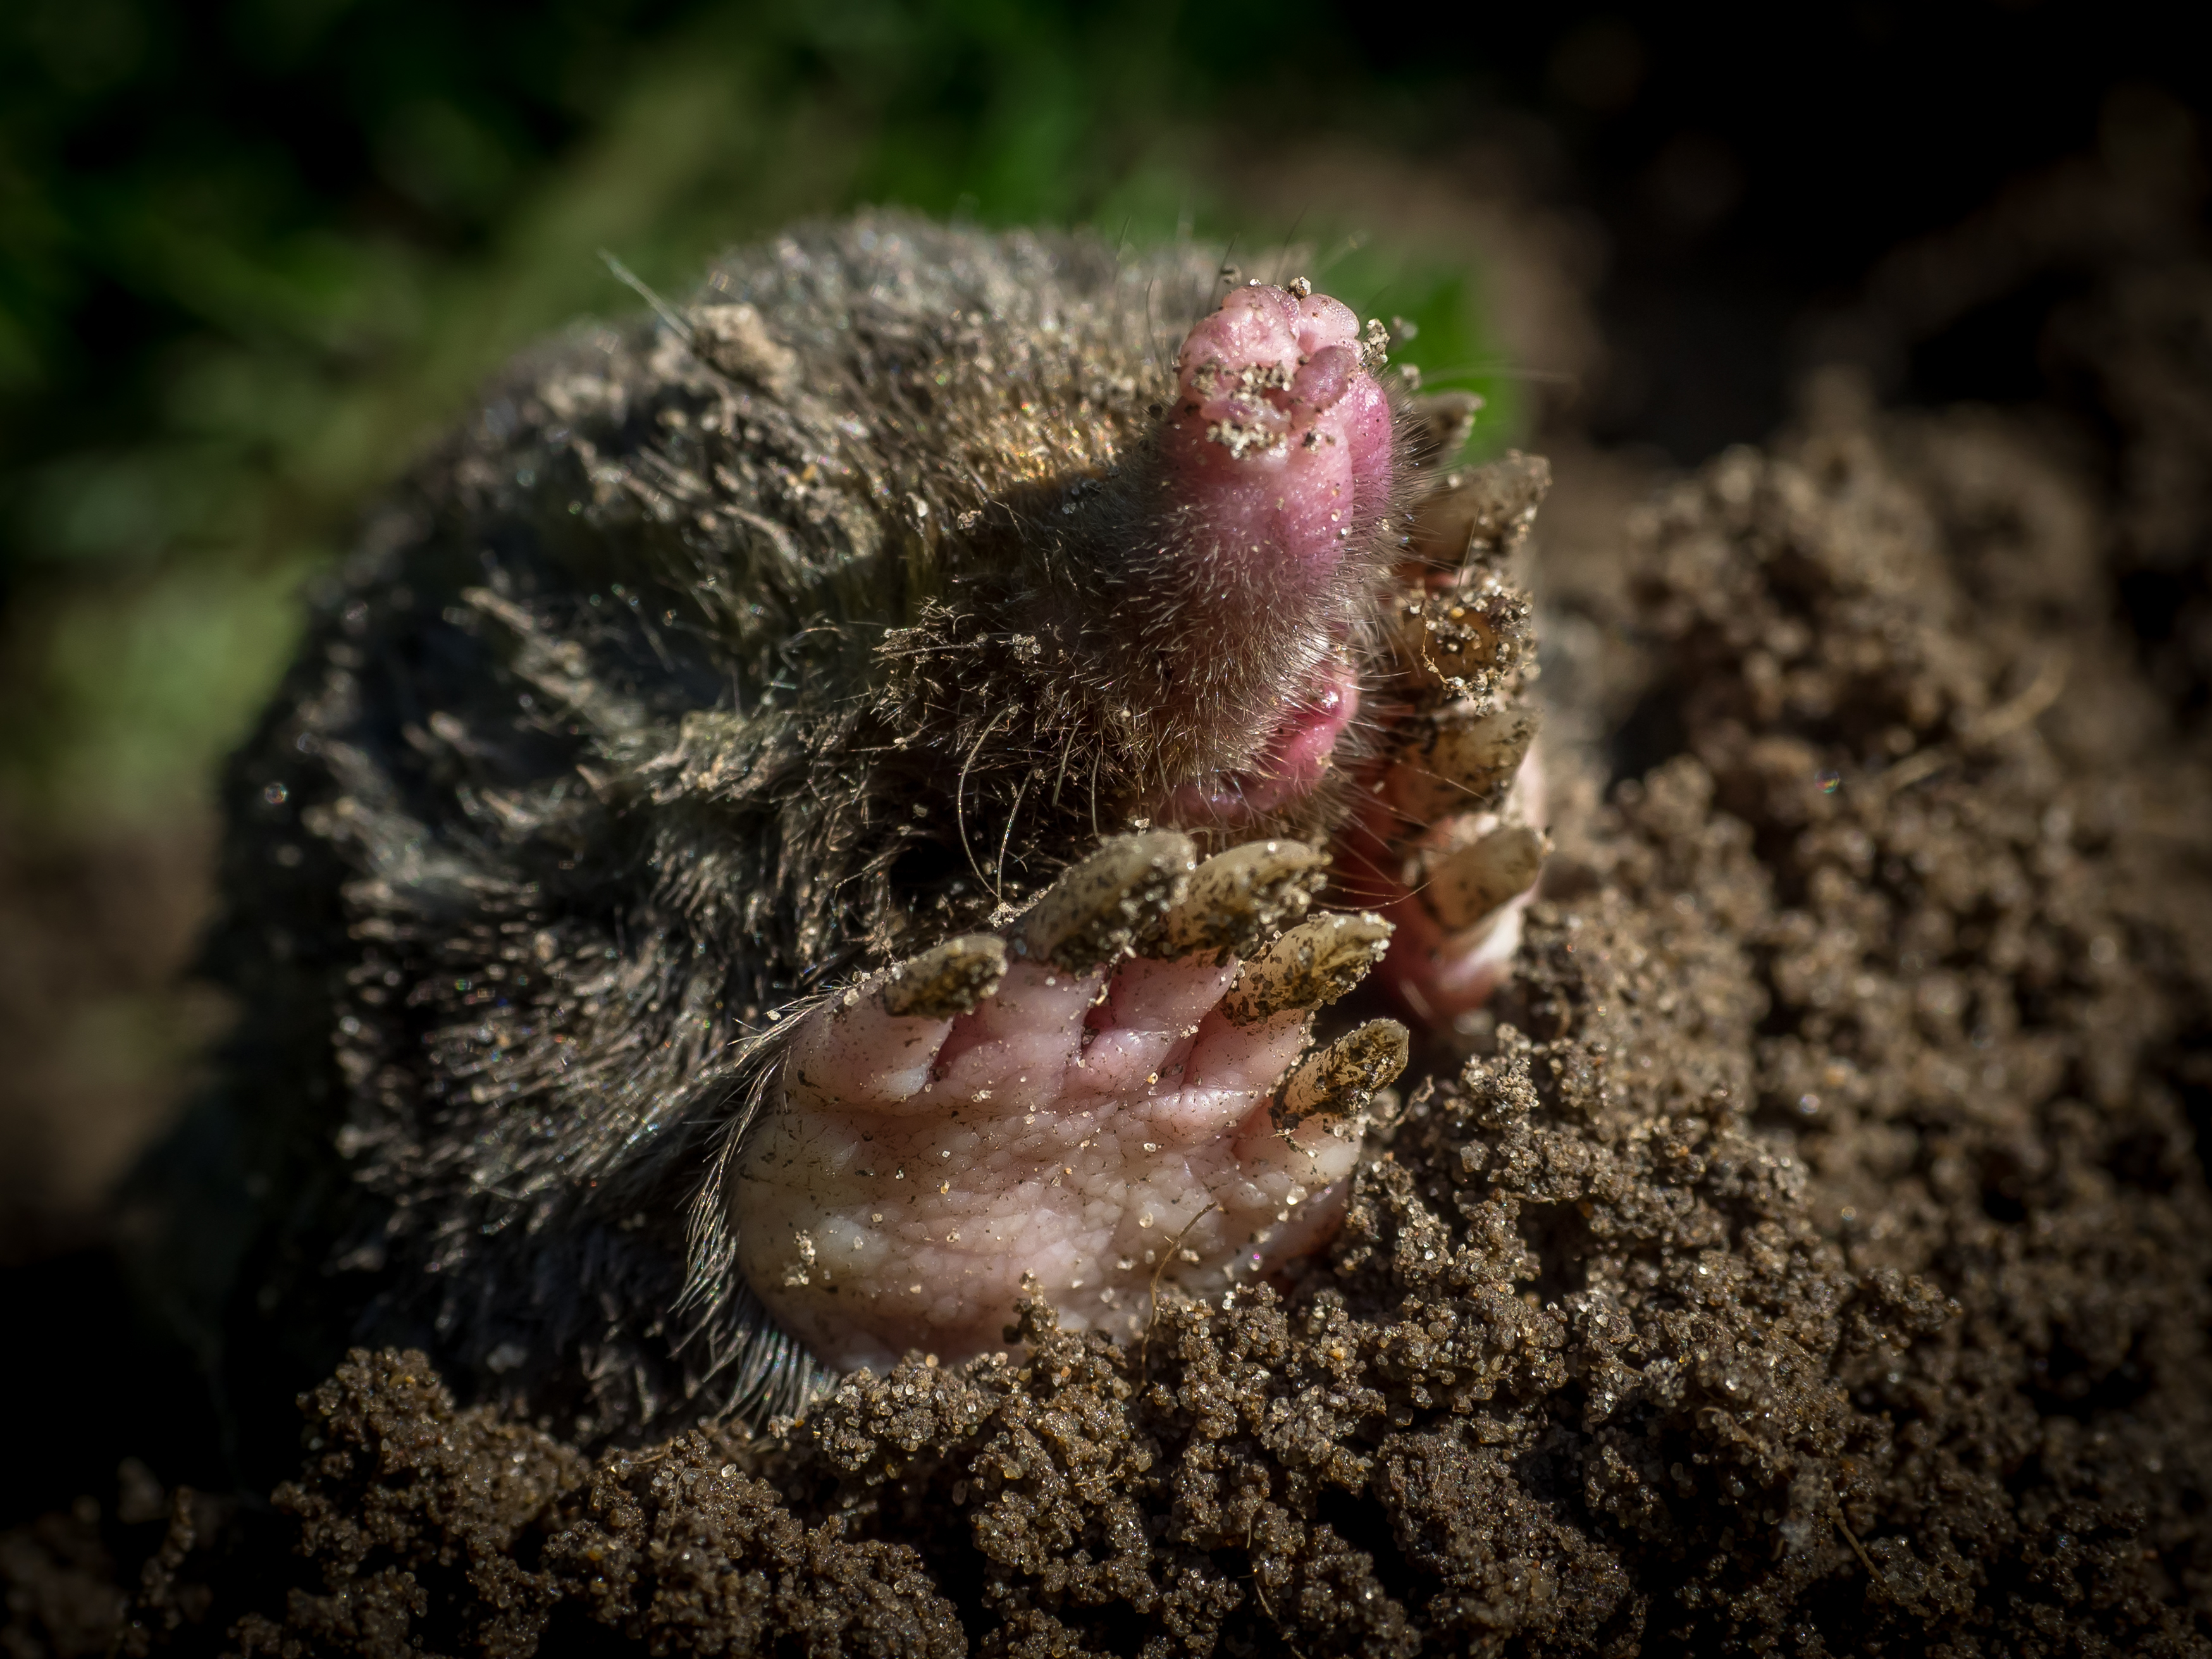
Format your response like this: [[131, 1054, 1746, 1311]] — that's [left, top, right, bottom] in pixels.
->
[[1292, 344, 1356, 412]]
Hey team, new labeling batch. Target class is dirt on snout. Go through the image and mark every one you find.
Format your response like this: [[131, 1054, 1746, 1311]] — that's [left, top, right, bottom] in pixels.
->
[[9, 377, 2208, 1658]]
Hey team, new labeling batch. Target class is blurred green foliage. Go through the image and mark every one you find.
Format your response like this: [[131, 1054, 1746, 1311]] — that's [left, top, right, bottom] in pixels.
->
[[0, 0, 1521, 833]]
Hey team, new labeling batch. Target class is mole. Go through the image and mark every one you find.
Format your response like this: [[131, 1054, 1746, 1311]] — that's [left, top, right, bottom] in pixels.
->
[[176, 213, 1550, 1441]]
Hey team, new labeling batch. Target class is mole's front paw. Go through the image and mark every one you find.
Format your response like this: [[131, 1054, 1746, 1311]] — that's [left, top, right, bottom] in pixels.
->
[[1350, 460, 1557, 1021], [731, 832, 1406, 1372]]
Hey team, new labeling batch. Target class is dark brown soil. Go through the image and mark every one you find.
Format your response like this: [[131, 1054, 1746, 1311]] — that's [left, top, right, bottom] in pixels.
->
[[9, 369, 2209, 1655]]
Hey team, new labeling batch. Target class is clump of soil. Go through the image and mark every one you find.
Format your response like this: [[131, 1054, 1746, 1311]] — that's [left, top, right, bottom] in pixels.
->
[[11, 385, 2206, 1656]]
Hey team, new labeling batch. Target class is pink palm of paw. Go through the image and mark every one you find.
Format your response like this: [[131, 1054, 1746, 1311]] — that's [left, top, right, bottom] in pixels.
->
[[735, 837, 1387, 1371]]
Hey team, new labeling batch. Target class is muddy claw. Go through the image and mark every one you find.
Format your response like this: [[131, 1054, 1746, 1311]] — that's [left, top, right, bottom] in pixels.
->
[[1407, 449, 1552, 569], [1416, 823, 1548, 932], [879, 934, 1010, 1018], [1146, 839, 1329, 961], [1020, 830, 1197, 973], [1276, 1018, 1411, 1134], [1221, 911, 1394, 1026], [1393, 705, 1542, 824]]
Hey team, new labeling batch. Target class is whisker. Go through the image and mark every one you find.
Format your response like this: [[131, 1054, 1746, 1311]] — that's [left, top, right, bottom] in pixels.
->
[[1051, 733, 1076, 807], [1327, 827, 1401, 892], [1418, 361, 1579, 387], [1312, 230, 1371, 280], [993, 768, 1032, 908], [598, 248, 696, 345], [956, 706, 1012, 890], [1266, 210, 1310, 287]]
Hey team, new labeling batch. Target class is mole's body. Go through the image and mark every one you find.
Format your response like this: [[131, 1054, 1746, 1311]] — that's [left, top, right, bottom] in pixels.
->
[[188, 214, 1547, 1441]]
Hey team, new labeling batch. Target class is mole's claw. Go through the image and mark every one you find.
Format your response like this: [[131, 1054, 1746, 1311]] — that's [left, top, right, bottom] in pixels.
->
[[1393, 586, 1538, 704], [1392, 705, 1541, 824], [1020, 830, 1197, 973], [1145, 839, 1328, 961], [785, 954, 986, 1116], [1276, 1018, 1410, 1133], [1221, 911, 1394, 1026], [1417, 823, 1548, 933], [879, 934, 1010, 1019], [1404, 450, 1552, 570], [1406, 390, 1483, 467]]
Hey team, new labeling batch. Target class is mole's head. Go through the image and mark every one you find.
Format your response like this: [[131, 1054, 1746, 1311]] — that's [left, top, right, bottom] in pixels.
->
[[866, 271, 1452, 928]]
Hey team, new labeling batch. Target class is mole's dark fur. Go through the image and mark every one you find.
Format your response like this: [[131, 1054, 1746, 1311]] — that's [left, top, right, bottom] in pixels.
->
[[157, 214, 1426, 1448]]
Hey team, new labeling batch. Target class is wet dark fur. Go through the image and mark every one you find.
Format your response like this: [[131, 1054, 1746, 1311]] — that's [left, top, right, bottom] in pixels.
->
[[156, 214, 1432, 1451]]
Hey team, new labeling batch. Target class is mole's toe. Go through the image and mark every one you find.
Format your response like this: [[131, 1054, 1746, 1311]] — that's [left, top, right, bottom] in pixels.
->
[[1019, 830, 1196, 971], [1273, 1018, 1411, 1135], [1220, 912, 1395, 1025], [1145, 838, 1329, 960]]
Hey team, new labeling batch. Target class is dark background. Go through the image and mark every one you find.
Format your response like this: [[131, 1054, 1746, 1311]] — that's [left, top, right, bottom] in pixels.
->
[[3, 0, 2207, 1519]]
